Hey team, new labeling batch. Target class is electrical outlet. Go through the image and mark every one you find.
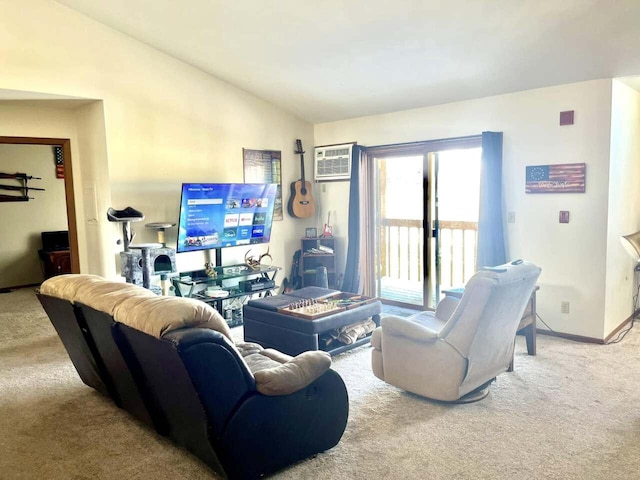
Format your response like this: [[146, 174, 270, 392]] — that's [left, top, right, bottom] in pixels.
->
[[561, 301, 570, 314], [507, 211, 516, 223]]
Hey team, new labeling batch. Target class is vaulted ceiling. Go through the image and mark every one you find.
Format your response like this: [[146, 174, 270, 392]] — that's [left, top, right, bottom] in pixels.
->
[[55, 0, 640, 123]]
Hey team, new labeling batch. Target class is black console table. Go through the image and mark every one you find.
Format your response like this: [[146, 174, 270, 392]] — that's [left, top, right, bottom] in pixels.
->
[[171, 263, 280, 326]]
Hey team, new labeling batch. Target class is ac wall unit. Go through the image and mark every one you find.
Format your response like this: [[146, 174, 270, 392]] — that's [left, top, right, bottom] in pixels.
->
[[314, 143, 354, 181]]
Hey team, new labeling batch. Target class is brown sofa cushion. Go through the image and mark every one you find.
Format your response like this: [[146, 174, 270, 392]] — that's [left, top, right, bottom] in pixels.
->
[[39, 274, 105, 302], [113, 295, 233, 340], [235, 342, 265, 358], [243, 352, 282, 373], [75, 280, 155, 315], [260, 348, 293, 364], [41, 274, 233, 340], [41, 274, 333, 396], [252, 351, 331, 396]]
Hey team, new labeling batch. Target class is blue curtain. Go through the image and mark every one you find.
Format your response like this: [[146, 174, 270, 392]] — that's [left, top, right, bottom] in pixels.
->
[[341, 145, 363, 293], [476, 131, 506, 268]]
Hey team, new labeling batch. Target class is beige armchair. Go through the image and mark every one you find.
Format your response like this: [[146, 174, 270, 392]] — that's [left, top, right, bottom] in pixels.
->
[[371, 260, 541, 402]]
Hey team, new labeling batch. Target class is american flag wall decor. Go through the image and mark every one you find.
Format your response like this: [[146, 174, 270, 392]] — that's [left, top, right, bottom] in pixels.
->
[[53, 146, 64, 179], [525, 163, 586, 194]]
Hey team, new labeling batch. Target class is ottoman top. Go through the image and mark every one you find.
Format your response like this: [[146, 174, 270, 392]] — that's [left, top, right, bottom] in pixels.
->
[[247, 287, 340, 312], [287, 287, 340, 300]]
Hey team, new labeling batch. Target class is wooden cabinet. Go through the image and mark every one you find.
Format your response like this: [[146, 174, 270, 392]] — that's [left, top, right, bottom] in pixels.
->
[[301, 237, 337, 289], [39, 249, 72, 279]]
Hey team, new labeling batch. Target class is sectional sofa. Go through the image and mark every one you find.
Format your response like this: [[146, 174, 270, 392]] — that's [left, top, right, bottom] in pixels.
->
[[37, 274, 349, 479]]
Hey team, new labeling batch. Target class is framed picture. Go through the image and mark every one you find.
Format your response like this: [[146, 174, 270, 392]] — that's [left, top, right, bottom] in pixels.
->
[[305, 227, 317, 238], [243, 148, 283, 220]]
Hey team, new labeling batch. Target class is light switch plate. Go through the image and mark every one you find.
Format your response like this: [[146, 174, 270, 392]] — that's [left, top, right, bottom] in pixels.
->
[[559, 211, 570, 223]]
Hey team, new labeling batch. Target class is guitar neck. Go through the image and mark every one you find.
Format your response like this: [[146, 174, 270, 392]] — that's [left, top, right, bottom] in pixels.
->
[[300, 154, 306, 184], [296, 139, 308, 194]]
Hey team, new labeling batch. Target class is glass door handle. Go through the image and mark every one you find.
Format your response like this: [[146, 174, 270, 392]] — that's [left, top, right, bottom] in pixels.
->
[[422, 220, 438, 236]]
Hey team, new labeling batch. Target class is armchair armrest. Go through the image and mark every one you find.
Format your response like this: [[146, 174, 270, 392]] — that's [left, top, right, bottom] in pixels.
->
[[435, 296, 460, 321], [253, 350, 332, 396], [381, 315, 440, 342]]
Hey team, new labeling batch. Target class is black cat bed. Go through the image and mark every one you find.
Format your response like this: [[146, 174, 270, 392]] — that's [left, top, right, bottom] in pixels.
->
[[106, 207, 144, 223]]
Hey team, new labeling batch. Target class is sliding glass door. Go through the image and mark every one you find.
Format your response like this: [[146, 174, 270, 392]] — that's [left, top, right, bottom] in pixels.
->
[[370, 138, 482, 310], [436, 148, 482, 292], [375, 153, 425, 306]]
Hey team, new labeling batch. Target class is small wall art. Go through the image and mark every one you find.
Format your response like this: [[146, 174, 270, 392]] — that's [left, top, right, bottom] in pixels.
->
[[54, 146, 64, 179], [525, 163, 586, 194]]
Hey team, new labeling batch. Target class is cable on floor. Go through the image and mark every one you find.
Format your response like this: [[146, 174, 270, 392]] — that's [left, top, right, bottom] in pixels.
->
[[606, 280, 640, 345]]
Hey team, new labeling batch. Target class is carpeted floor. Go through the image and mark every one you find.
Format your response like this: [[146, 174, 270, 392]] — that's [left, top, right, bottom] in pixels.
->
[[1, 287, 640, 479]]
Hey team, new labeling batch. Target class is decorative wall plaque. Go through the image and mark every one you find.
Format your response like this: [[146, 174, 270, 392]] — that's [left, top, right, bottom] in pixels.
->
[[525, 163, 585, 193]]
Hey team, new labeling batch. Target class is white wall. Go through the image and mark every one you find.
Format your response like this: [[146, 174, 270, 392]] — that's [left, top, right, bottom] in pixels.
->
[[315, 80, 613, 339], [0, 144, 68, 288], [73, 101, 115, 277], [0, 0, 315, 280], [1, 2, 631, 339], [604, 81, 640, 337]]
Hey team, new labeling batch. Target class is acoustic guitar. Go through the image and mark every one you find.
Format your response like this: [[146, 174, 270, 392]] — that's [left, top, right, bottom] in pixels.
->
[[288, 139, 316, 218]]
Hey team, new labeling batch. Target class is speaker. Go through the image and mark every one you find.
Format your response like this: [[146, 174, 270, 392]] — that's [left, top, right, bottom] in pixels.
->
[[315, 266, 328, 289]]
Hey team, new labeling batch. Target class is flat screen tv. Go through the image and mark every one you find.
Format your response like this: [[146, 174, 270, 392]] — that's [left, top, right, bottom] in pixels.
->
[[177, 183, 278, 254], [41, 230, 69, 251]]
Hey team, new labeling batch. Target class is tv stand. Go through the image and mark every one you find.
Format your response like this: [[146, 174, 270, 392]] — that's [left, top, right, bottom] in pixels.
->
[[213, 247, 223, 268], [171, 263, 280, 327]]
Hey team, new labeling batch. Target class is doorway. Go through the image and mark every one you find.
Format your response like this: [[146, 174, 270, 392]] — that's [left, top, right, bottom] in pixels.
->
[[0, 137, 79, 284], [370, 137, 482, 310]]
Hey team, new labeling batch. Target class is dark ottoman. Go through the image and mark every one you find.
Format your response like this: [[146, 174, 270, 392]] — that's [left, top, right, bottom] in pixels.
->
[[243, 287, 382, 356]]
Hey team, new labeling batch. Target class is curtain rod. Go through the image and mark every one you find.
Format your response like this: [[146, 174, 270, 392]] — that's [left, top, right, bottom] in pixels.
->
[[364, 134, 482, 151]]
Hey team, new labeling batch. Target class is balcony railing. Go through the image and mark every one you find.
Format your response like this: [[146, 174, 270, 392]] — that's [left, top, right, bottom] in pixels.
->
[[379, 218, 424, 283], [438, 220, 478, 289], [378, 219, 478, 304]]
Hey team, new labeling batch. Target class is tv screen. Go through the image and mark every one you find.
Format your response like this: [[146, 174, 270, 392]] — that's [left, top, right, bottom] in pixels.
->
[[41, 230, 69, 251], [177, 183, 278, 254]]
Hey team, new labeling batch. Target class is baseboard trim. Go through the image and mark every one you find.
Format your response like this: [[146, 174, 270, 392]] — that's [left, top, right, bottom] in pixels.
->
[[603, 309, 639, 343], [536, 329, 604, 344], [536, 309, 640, 345], [0, 283, 40, 293]]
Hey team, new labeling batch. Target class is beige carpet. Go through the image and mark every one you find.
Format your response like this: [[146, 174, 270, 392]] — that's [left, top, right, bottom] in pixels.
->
[[2, 288, 640, 479]]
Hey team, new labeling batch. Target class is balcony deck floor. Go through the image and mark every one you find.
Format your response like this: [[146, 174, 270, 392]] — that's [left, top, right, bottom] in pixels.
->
[[379, 276, 422, 306], [380, 303, 421, 318]]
